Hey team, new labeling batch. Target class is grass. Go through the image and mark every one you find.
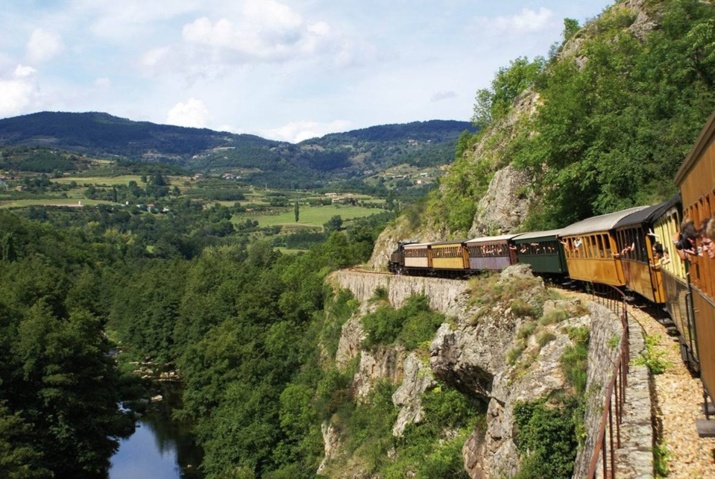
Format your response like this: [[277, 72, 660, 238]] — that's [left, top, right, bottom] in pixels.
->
[[0, 198, 112, 209], [53, 175, 145, 186], [246, 204, 383, 227]]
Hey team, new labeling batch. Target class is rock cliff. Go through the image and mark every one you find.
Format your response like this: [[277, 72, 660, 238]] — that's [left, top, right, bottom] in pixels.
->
[[321, 266, 640, 478]]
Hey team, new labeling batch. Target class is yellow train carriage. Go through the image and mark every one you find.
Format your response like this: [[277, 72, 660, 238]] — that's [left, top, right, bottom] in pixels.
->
[[429, 241, 468, 271], [559, 206, 649, 287], [652, 196, 698, 370], [674, 110, 715, 414], [613, 198, 679, 304]]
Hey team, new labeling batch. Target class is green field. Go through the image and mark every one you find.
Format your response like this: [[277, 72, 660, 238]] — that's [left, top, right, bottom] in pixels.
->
[[53, 175, 144, 186], [0, 198, 112, 209], [246, 204, 384, 228]]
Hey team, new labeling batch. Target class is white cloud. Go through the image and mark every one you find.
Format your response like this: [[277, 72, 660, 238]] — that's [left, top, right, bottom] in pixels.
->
[[258, 119, 352, 143], [15, 64, 37, 78], [0, 65, 38, 117], [471, 7, 554, 36], [431, 90, 457, 102], [166, 98, 210, 128], [95, 77, 112, 88], [141, 0, 351, 79], [26, 28, 64, 63]]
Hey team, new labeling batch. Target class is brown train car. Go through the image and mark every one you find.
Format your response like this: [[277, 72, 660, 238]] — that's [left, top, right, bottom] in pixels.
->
[[674, 110, 715, 419], [613, 197, 680, 304], [402, 243, 431, 271], [558, 206, 649, 287], [652, 195, 698, 370], [464, 235, 518, 271]]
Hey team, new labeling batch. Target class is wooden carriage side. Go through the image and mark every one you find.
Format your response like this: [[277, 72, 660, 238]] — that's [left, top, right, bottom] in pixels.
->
[[512, 229, 567, 275], [402, 243, 431, 270], [430, 241, 469, 272], [674, 110, 715, 411], [558, 207, 649, 287], [464, 234, 518, 272], [613, 198, 679, 304]]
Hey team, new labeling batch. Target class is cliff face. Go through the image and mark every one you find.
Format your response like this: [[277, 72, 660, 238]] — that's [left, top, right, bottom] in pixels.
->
[[322, 266, 627, 478]]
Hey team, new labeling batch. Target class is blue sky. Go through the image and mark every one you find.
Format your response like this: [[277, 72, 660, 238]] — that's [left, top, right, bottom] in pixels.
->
[[0, 1, 613, 142]]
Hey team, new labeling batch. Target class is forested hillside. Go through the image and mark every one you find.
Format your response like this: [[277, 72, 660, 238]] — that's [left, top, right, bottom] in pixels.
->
[[0, 113, 471, 190], [0, 202, 387, 478], [421, 0, 715, 235]]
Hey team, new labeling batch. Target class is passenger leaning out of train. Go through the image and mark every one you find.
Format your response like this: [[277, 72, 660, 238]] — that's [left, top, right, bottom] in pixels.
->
[[703, 217, 715, 260], [650, 242, 670, 268], [672, 219, 699, 260]]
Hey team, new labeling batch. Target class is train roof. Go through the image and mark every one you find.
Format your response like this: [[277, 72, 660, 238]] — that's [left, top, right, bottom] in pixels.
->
[[464, 234, 518, 244], [559, 206, 649, 237], [402, 242, 431, 249], [430, 240, 467, 246], [613, 195, 681, 229], [512, 229, 563, 242]]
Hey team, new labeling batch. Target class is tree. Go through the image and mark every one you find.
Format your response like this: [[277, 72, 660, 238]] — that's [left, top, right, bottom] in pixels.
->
[[294, 201, 300, 223], [323, 215, 343, 233]]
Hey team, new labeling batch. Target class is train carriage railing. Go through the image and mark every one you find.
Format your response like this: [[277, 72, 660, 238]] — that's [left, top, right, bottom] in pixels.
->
[[585, 282, 630, 479]]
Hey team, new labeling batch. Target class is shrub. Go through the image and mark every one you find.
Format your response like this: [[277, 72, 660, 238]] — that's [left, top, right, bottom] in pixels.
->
[[634, 334, 669, 375], [513, 398, 579, 479], [361, 295, 444, 351]]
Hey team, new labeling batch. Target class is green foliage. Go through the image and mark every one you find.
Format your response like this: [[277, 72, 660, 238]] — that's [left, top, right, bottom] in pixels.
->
[[561, 326, 590, 395], [361, 295, 444, 351], [634, 334, 670, 374], [321, 289, 359, 358], [654, 438, 670, 477], [380, 385, 480, 479], [509, 0, 715, 227], [471, 56, 546, 129], [513, 398, 580, 479]]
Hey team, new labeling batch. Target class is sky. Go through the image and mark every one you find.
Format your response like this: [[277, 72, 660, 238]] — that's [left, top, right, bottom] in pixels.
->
[[0, 1, 614, 143]]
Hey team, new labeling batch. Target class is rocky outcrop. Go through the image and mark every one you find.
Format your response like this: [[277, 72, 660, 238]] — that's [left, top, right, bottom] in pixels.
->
[[392, 353, 436, 436], [324, 267, 653, 478], [468, 164, 532, 238]]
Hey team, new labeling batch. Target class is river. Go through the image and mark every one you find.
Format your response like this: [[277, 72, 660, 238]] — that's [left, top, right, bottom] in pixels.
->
[[109, 383, 204, 479]]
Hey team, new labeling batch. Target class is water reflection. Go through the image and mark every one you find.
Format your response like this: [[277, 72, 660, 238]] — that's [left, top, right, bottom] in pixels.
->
[[110, 384, 203, 479]]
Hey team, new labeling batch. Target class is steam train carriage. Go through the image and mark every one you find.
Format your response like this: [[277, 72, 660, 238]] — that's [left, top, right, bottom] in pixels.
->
[[511, 229, 567, 276], [651, 195, 697, 370], [674, 111, 715, 423], [559, 206, 648, 287], [613, 198, 679, 305], [464, 234, 517, 271]]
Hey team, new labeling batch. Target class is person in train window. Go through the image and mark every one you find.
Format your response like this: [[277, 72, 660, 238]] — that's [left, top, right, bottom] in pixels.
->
[[673, 219, 698, 260], [703, 217, 715, 260], [650, 242, 668, 268]]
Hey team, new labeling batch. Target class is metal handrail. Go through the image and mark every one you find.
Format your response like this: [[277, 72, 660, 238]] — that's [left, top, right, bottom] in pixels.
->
[[586, 282, 630, 479]]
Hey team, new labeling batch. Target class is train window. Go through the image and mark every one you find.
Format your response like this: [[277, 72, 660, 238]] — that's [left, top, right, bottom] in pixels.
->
[[596, 235, 604, 258], [588, 236, 597, 258]]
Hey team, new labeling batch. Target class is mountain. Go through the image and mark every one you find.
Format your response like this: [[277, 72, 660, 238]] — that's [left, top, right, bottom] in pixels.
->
[[0, 111, 473, 188]]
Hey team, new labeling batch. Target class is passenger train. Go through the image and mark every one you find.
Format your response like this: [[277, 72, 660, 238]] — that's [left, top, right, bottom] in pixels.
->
[[389, 111, 715, 424]]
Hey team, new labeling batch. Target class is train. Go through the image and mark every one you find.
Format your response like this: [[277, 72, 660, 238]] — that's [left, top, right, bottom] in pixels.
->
[[388, 111, 715, 430]]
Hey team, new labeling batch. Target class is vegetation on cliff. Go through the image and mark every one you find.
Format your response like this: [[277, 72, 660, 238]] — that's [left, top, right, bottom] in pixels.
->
[[424, 0, 715, 234]]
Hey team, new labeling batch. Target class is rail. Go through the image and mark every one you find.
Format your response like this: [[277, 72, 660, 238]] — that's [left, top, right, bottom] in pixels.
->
[[586, 282, 630, 479]]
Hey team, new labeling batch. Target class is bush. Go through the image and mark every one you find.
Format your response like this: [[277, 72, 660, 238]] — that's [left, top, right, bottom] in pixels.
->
[[361, 295, 444, 351], [513, 399, 579, 479]]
